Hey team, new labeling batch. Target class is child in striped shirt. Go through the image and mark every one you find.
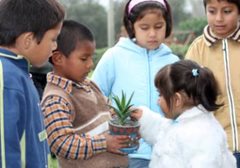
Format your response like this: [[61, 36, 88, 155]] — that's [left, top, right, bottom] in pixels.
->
[[41, 20, 129, 168]]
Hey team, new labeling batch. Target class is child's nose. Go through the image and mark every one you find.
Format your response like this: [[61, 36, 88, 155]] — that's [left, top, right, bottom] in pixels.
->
[[149, 29, 157, 37], [53, 41, 57, 51], [87, 59, 94, 69], [216, 12, 223, 21]]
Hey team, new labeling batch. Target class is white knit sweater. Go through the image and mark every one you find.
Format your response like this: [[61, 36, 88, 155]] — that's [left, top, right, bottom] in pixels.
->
[[139, 105, 236, 168]]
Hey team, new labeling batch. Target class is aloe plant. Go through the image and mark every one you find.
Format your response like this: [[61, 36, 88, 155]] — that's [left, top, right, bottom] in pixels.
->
[[109, 91, 134, 125]]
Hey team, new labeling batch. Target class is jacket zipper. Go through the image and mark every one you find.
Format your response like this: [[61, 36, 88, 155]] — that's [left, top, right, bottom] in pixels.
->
[[146, 51, 151, 109], [222, 39, 239, 152]]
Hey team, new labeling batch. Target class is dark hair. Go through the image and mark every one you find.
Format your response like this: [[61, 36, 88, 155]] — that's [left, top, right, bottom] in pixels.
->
[[123, 0, 172, 39], [56, 20, 94, 57], [203, 0, 240, 12], [154, 60, 223, 112], [0, 0, 65, 46]]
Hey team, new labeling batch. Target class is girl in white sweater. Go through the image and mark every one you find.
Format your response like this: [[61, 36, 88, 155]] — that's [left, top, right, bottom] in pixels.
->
[[132, 60, 236, 168]]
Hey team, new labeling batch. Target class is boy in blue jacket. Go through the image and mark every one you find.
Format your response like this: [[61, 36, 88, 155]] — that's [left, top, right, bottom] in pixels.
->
[[0, 0, 65, 167]]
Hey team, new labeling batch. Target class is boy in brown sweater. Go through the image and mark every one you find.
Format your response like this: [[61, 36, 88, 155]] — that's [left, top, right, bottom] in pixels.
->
[[41, 20, 129, 168]]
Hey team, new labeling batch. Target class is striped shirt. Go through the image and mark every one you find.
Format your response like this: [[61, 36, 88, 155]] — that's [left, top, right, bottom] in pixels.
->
[[203, 23, 240, 47], [41, 72, 107, 160]]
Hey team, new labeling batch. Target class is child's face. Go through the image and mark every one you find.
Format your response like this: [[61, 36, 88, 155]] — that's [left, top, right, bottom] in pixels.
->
[[206, 0, 239, 38], [158, 92, 184, 119], [158, 95, 171, 118], [133, 9, 166, 50], [28, 22, 62, 67], [59, 40, 95, 83]]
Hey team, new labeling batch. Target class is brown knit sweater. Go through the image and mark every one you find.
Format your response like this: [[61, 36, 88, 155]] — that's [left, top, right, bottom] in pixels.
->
[[42, 80, 128, 168]]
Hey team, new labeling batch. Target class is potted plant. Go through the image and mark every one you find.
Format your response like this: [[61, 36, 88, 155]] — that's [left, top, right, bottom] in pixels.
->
[[108, 91, 140, 154]]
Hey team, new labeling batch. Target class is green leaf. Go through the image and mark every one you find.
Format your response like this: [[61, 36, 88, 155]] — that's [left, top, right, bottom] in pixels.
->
[[109, 91, 134, 126]]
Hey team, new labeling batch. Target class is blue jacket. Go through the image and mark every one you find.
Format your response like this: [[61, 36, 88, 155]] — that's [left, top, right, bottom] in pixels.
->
[[0, 48, 48, 168], [92, 37, 179, 160]]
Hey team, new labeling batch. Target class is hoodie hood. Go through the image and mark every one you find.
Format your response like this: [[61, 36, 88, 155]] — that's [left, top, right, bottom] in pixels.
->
[[116, 37, 173, 57]]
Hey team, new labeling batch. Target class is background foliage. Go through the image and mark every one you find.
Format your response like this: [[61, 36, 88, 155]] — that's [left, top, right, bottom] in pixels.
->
[[59, 0, 207, 64]]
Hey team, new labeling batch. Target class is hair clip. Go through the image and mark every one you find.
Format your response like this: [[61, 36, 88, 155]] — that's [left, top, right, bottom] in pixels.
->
[[192, 69, 199, 77]]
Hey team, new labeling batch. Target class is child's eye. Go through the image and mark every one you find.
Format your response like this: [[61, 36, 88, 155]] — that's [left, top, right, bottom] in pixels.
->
[[207, 9, 215, 14], [52, 38, 57, 42], [155, 25, 163, 29], [140, 27, 148, 31], [224, 9, 232, 14], [80, 58, 87, 61]]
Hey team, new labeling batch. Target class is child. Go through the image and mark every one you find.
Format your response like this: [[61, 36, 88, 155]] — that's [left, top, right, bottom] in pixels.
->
[[131, 60, 237, 168], [41, 20, 129, 168], [0, 0, 64, 167], [185, 0, 240, 166], [92, 0, 179, 167]]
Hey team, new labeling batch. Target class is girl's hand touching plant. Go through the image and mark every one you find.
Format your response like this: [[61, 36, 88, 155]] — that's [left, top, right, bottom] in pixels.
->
[[130, 107, 143, 121]]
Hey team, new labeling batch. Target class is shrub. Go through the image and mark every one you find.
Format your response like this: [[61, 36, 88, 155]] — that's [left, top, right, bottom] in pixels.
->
[[93, 47, 107, 69], [179, 18, 207, 37], [170, 44, 189, 59]]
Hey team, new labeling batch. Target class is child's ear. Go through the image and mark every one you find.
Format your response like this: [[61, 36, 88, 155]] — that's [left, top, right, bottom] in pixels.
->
[[174, 92, 183, 108], [15, 32, 34, 50], [51, 51, 64, 65], [22, 32, 35, 49]]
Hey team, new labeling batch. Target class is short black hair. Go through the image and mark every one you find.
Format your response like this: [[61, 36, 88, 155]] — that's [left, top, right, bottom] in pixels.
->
[[0, 0, 65, 46], [203, 0, 240, 12], [123, 0, 173, 39], [155, 60, 223, 112], [55, 20, 94, 57]]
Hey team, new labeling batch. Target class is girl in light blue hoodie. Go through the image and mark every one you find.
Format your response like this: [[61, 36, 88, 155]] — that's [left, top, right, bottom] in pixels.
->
[[92, 0, 179, 167]]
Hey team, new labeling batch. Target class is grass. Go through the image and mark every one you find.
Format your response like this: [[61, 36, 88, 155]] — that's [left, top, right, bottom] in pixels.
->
[[49, 156, 58, 168]]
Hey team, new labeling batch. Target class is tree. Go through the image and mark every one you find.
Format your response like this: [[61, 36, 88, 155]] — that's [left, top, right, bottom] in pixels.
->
[[168, 0, 191, 28], [59, 0, 108, 48], [113, 0, 128, 41], [179, 18, 207, 37], [187, 0, 205, 18]]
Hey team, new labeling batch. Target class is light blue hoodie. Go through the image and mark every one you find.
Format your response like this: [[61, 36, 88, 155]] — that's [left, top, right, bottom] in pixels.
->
[[92, 37, 179, 160]]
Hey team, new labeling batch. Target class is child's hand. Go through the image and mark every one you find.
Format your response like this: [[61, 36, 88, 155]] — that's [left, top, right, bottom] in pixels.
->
[[104, 133, 130, 155], [130, 107, 143, 120]]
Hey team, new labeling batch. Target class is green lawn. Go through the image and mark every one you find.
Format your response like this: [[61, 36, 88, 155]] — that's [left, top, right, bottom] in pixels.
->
[[49, 156, 58, 168]]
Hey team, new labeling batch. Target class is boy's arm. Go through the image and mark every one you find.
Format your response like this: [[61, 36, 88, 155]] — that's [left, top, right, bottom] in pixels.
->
[[42, 95, 107, 160]]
